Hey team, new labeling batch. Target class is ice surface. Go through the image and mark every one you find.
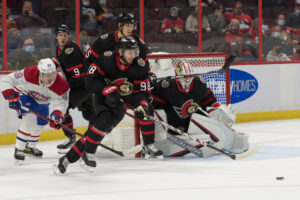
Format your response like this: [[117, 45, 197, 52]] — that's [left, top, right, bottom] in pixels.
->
[[1, 119, 300, 200]]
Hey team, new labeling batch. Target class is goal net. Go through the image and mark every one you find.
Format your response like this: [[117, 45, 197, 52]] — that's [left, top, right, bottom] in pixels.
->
[[100, 53, 230, 157]]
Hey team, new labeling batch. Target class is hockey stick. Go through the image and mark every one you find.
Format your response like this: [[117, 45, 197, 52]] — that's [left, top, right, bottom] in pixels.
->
[[158, 55, 235, 80], [20, 106, 142, 157]]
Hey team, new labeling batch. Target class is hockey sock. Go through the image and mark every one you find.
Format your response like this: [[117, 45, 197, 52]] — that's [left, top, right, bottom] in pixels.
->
[[84, 126, 106, 154], [66, 137, 85, 163], [139, 119, 155, 144]]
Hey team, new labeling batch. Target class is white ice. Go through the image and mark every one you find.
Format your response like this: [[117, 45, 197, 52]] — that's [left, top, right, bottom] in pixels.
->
[[1, 119, 300, 200]]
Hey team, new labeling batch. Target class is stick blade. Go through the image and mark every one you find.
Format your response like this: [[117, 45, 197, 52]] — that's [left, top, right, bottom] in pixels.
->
[[122, 145, 143, 157], [234, 145, 259, 160]]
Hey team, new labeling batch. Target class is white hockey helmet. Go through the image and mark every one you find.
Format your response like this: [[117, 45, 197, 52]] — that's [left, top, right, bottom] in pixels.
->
[[38, 58, 57, 74], [175, 61, 194, 91]]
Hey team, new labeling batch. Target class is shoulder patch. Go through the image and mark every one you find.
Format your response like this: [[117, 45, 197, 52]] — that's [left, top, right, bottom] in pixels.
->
[[137, 58, 145, 67], [104, 51, 112, 56], [65, 47, 74, 54], [101, 33, 108, 39], [161, 79, 169, 88]]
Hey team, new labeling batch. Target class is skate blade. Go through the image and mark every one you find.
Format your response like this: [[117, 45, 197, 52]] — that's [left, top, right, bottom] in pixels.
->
[[79, 159, 95, 173], [57, 148, 70, 154], [53, 163, 66, 176], [15, 159, 24, 165], [144, 154, 164, 160]]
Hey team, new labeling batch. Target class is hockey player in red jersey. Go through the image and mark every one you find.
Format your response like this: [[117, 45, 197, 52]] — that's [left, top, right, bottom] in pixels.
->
[[55, 24, 93, 153], [53, 36, 163, 175], [84, 12, 148, 68], [150, 61, 248, 157], [0, 58, 69, 164]]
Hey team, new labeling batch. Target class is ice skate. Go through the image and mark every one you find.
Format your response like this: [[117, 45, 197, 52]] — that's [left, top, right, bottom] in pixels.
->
[[53, 156, 69, 175], [57, 135, 76, 154], [142, 143, 164, 160], [14, 148, 25, 165], [24, 145, 43, 157], [80, 152, 96, 172]]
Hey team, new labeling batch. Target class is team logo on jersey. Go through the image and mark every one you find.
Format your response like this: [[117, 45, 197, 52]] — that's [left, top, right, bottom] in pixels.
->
[[161, 80, 169, 88], [138, 58, 145, 67], [28, 90, 49, 101], [101, 34, 108, 39], [104, 51, 112, 56], [113, 78, 133, 96], [65, 48, 73, 54], [173, 100, 199, 118]]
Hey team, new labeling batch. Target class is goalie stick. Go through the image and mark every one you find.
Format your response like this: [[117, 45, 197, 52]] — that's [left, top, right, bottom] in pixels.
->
[[158, 55, 235, 80], [20, 105, 142, 157]]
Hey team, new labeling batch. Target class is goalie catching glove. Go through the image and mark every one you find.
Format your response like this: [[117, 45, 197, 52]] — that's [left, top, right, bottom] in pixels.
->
[[135, 100, 151, 120], [50, 110, 63, 129], [207, 103, 236, 125]]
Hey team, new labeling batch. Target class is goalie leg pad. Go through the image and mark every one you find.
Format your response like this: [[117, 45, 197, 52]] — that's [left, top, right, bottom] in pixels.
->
[[189, 113, 249, 154], [230, 132, 249, 154]]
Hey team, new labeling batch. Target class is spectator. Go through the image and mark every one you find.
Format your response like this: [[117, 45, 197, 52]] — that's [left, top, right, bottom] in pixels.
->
[[161, 7, 184, 33], [94, 0, 114, 34], [225, 19, 242, 44], [291, 43, 300, 60], [266, 39, 291, 61], [15, 1, 47, 31], [186, 6, 199, 33], [225, 19, 243, 56], [80, 0, 98, 34], [208, 2, 227, 33], [235, 32, 258, 61], [8, 36, 45, 70], [286, 2, 300, 30], [224, 1, 253, 32], [271, 14, 293, 39]]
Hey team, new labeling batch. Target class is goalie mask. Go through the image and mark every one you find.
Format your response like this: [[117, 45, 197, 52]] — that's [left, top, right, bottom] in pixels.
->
[[175, 61, 194, 92], [38, 58, 57, 86]]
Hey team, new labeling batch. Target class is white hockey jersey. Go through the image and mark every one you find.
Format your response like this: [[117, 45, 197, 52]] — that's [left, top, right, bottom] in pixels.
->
[[0, 66, 69, 115]]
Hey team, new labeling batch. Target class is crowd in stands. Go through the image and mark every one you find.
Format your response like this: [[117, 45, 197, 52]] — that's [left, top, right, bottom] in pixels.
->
[[2, 0, 300, 70]]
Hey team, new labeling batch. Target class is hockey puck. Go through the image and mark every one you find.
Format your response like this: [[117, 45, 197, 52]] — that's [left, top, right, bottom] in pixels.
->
[[276, 177, 284, 180]]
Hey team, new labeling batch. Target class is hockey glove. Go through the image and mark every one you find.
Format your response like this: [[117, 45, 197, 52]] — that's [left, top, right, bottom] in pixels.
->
[[102, 85, 122, 108], [207, 103, 236, 125], [135, 100, 150, 120], [2, 89, 21, 110], [50, 110, 63, 129]]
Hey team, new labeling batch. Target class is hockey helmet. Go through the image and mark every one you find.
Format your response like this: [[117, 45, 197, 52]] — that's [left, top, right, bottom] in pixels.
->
[[38, 58, 57, 74], [117, 36, 139, 51], [175, 61, 194, 91], [116, 12, 137, 25], [55, 24, 70, 35]]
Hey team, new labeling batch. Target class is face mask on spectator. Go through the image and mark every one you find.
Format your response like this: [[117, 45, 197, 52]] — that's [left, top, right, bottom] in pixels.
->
[[262, 24, 268, 30], [99, 0, 106, 6], [24, 45, 35, 53], [278, 19, 285, 26], [273, 32, 282, 38], [82, 1, 90, 6]]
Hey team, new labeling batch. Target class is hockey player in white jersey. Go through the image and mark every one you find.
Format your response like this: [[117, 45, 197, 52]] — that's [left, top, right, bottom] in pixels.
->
[[0, 58, 69, 164]]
